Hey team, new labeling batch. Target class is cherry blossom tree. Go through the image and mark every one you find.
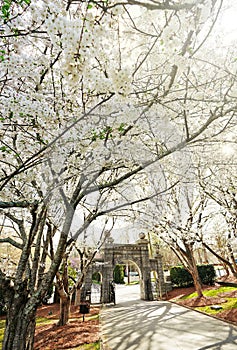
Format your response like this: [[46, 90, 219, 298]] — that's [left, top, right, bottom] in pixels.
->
[[55, 220, 112, 326], [150, 187, 206, 297], [197, 149, 237, 276], [0, 0, 237, 349]]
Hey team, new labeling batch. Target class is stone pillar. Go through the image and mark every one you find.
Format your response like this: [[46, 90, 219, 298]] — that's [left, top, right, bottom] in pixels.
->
[[137, 234, 153, 301], [101, 237, 114, 303], [153, 249, 167, 296], [81, 267, 93, 302], [101, 264, 114, 303]]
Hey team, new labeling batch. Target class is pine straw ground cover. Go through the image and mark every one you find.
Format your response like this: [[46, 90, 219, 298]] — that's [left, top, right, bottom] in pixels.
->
[[34, 304, 100, 350], [166, 279, 237, 325]]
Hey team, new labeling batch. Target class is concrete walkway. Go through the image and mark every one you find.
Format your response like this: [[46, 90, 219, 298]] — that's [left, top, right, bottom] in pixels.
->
[[101, 297, 237, 350]]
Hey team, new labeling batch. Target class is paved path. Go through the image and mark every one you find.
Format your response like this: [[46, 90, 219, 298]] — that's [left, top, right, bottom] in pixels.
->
[[100, 285, 237, 350]]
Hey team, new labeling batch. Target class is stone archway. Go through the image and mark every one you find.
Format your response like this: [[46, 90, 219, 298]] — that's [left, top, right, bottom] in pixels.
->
[[81, 234, 168, 304], [100, 234, 167, 303]]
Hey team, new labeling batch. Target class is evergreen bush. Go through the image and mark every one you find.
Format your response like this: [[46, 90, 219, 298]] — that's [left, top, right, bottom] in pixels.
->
[[170, 264, 216, 287], [113, 264, 125, 284]]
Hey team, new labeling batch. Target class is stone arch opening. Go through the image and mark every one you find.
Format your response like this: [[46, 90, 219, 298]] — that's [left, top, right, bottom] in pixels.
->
[[123, 259, 141, 283], [91, 271, 102, 304], [112, 259, 141, 301], [92, 271, 102, 284]]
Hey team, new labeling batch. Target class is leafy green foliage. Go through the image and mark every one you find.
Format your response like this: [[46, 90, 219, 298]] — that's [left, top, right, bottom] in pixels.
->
[[118, 123, 126, 133], [170, 266, 193, 287], [0, 50, 5, 62], [91, 126, 112, 141], [170, 264, 216, 287], [1, 0, 11, 20], [198, 265, 216, 285], [1, 0, 31, 21], [0, 146, 11, 153], [92, 272, 101, 283], [113, 264, 125, 284], [91, 123, 126, 141], [67, 263, 78, 288], [20, 0, 31, 4]]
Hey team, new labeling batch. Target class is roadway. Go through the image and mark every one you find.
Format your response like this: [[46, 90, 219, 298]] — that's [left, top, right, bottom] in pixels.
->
[[100, 284, 237, 350]]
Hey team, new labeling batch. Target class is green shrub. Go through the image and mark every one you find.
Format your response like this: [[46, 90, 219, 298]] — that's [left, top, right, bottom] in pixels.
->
[[170, 264, 216, 287], [170, 266, 193, 287], [198, 264, 216, 285], [92, 272, 101, 283], [113, 265, 125, 284]]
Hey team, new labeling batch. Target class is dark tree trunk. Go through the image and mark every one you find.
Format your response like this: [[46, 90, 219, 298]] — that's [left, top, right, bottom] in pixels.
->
[[3, 296, 37, 350], [57, 293, 71, 326]]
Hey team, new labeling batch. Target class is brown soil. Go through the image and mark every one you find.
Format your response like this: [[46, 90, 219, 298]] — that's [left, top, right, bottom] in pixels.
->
[[34, 304, 100, 349]]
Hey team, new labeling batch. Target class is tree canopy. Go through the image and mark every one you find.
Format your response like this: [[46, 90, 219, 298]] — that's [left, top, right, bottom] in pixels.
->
[[0, 1, 237, 349]]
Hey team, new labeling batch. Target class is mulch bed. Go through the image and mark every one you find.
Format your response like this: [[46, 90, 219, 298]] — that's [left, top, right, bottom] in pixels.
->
[[165, 278, 237, 325], [34, 304, 100, 350]]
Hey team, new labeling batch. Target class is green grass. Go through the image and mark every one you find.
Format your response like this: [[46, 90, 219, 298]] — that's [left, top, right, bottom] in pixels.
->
[[125, 281, 140, 285], [35, 317, 55, 326], [72, 341, 100, 349], [181, 286, 237, 300], [0, 320, 6, 350], [179, 286, 237, 317], [197, 298, 237, 315], [76, 313, 99, 322]]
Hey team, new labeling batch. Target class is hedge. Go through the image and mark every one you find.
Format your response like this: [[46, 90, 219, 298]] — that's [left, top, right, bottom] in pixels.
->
[[170, 264, 216, 287], [113, 264, 125, 284]]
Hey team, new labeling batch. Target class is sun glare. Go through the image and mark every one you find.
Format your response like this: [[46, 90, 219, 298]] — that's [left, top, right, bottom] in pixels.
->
[[221, 144, 235, 156], [219, 2, 237, 41]]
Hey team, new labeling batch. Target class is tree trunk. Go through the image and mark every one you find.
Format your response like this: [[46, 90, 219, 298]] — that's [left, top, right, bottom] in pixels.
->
[[222, 262, 230, 276], [197, 248, 203, 264], [187, 244, 204, 298], [57, 293, 71, 326], [191, 270, 204, 298], [3, 296, 37, 350], [74, 288, 81, 306], [203, 246, 209, 264]]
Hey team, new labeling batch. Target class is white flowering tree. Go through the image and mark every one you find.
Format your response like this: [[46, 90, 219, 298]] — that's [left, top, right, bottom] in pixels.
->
[[55, 220, 113, 326], [0, 0, 237, 349], [150, 187, 206, 297], [198, 149, 237, 275]]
